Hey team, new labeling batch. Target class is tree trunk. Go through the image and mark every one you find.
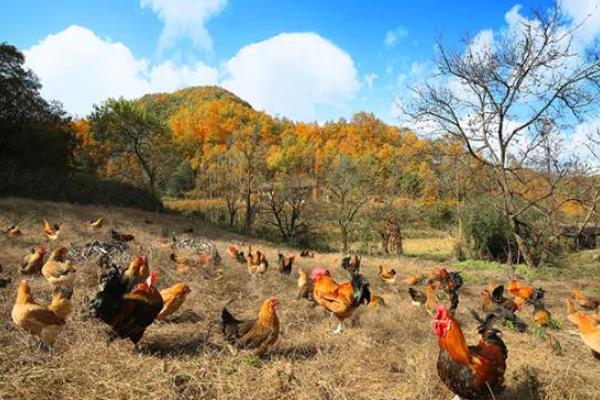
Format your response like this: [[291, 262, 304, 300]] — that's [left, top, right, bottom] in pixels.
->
[[340, 224, 349, 253], [514, 232, 537, 268]]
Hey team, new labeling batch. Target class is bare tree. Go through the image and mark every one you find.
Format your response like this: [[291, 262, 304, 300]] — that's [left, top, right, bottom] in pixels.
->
[[264, 178, 310, 242], [400, 7, 600, 267], [324, 155, 377, 253]]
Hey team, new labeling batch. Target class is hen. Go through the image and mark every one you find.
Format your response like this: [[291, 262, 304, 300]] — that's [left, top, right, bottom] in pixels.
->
[[277, 253, 295, 275], [434, 305, 508, 400], [221, 296, 280, 357], [21, 246, 47, 274], [11, 279, 72, 347], [42, 219, 60, 240], [88, 217, 104, 230], [379, 265, 396, 284], [566, 298, 600, 360], [157, 283, 191, 320], [507, 276, 544, 306], [6, 224, 22, 236], [572, 288, 600, 311], [311, 267, 371, 334], [42, 246, 76, 288]]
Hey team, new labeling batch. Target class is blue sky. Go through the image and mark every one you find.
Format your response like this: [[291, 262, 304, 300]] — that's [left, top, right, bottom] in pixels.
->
[[2, 0, 593, 124]]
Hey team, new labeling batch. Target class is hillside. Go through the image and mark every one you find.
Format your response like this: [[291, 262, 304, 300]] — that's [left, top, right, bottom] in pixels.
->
[[0, 197, 599, 400], [136, 86, 255, 121]]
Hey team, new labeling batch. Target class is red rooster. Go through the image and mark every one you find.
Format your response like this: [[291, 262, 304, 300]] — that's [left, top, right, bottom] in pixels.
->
[[91, 270, 163, 345], [433, 305, 508, 400]]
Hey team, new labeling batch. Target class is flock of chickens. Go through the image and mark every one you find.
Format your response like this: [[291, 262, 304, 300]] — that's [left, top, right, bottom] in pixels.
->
[[4, 217, 600, 400]]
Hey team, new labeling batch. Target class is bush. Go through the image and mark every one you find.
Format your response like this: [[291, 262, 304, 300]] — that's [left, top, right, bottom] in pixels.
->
[[0, 169, 163, 211], [463, 200, 517, 262]]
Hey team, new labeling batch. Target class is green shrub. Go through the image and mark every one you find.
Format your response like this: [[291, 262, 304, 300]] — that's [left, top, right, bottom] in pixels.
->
[[463, 200, 517, 262]]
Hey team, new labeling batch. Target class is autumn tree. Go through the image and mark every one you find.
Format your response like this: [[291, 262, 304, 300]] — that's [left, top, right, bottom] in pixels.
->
[[89, 98, 176, 195], [401, 7, 600, 267]]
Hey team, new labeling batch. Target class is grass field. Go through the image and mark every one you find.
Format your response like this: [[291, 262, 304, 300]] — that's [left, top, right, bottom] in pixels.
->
[[0, 197, 599, 400]]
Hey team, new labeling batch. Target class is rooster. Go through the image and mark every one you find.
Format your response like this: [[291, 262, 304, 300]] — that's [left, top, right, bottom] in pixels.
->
[[91, 270, 163, 345], [340, 255, 361, 274], [42, 219, 60, 240], [311, 267, 371, 334], [277, 253, 294, 275], [221, 296, 280, 357], [566, 298, 600, 360], [11, 279, 72, 347], [433, 305, 508, 400], [157, 283, 191, 320], [431, 268, 463, 294], [21, 246, 47, 274], [572, 288, 600, 311], [228, 245, 247, 264], [379, 265, 396, 284]]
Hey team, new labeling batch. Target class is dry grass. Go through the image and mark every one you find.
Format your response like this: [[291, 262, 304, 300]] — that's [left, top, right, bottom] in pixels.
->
[[403, 238, 455, 259], [0, 197, 598, 400]]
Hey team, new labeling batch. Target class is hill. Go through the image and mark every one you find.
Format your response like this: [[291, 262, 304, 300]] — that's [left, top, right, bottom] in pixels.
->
[[0, 197, 599, 400], [136, 85, 255, 121]]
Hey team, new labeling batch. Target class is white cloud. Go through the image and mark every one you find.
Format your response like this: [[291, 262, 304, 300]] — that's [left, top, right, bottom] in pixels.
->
[[140, 0, 226, 53], [384, 27, 408, 48], [222, 32, 360, 121], [24, 25, 218, 116], [559, 0, 600, 45], [364, 73, 378, 89]]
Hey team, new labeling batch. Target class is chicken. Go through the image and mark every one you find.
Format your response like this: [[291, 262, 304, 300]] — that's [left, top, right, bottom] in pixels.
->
[[47, 286, 74, 320], [490, 285, 519, 312], [122, 255, 149, 291], [197, 246, 222, 267], [6, 224, 22, 236], [111, 229, 134, 242], [340, 255, 361, 274], [221, 296, 280, 357], [431, 268, 464, 294], [573, 288, 600, 311], [532, 300, 551, 328], [433, 305, 508, 400], [92, 271, 163, 344], [11, 279, 70, 347], [402, 274, 426, 286], [21, 246, 47, 274], [247, 249, 268, 275], [41, 246, 76, 288], [42, 219, 60, 240], [297, 269, 313, 300], [311, 267, 371, 334], [480, 289, 496, 313], [227, 245, 241, 259], [88, 217, 104, 229], [379, 265, 396, 284], [277, 253, 295, 275], [507, 276, 544, 305], [300, 249, 314, 258], [157, 283, 191, 320], [566, 299, 600, 360], [367, 292, 386, 309], [170, 252, 196, 273], [409, 283, 438, 315]]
